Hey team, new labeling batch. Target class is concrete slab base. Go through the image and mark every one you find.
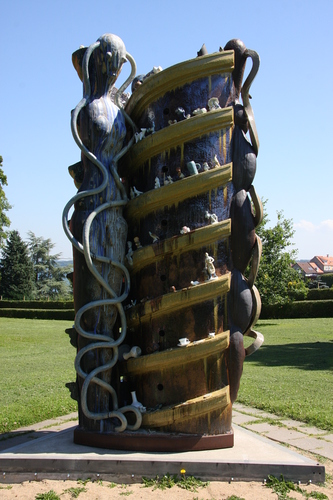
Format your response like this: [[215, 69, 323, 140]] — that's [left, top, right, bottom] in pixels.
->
[[0, 424, 325, 484]]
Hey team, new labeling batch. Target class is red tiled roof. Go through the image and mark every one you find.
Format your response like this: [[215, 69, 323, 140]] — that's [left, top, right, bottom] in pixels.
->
[[312, 255, 333, 267], [294, 262, 323, 274], [309, 262, 323, 273]]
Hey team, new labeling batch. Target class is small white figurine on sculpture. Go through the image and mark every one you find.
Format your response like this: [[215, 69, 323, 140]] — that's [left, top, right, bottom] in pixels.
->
[[134, 236, 142, 249], [208, 97, 221, 111], [130, 186, 143, 199], [126, 241, 134, 265], [130, 391, 146, 413], [123, 346, 141, 360], [149, 231, 159, 243], [205, 210, 218, 224], [192, 107, 207, 115], [212, 155, 221, 168], [204, 252, 217, 280], [176, 167, 185, 179], [164, 175, 173, 185], [134, 128, 147, 143], [124, 299, 137, 310], [148, 121, 155, 134], [175, 107, 191, 120]]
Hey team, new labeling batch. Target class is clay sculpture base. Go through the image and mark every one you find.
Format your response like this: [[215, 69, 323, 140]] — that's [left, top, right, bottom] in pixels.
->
[[73, 427, 234, 452]]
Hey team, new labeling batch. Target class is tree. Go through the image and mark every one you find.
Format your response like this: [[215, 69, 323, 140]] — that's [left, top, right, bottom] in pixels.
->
[[0, 230, 34, 299], [27, 232, 72, 299], [0, 156, 12, 246], [253, 204, 306, 306]]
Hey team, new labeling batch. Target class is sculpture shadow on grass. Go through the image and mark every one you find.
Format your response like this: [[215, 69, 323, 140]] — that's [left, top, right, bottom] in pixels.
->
[[244, 340, 333, 371]]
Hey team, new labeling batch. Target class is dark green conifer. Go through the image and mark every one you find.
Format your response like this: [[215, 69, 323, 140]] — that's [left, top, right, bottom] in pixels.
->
[[0, 230, 34, 299]]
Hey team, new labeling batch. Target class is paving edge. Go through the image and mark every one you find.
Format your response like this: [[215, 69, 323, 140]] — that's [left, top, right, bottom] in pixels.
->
[[0, 457, 325, 484]]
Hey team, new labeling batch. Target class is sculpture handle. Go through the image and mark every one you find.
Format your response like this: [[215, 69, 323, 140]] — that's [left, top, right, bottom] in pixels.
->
[[244, 329, 264, 356], [241, 49, 260, 156]]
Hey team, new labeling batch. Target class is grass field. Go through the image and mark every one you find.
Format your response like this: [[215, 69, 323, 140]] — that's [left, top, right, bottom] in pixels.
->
[[239, 317, 333, 430], [0, 317, 332, 435], [0, 318, 77, 434]]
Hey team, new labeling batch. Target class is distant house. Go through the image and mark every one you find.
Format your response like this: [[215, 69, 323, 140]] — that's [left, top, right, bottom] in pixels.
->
[[293, 261, 323, 279], [310, 255, 333, 273]]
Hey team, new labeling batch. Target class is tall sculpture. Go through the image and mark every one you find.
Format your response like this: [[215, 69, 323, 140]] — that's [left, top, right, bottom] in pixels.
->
[[63, 34, 263, 451], [63, 34, 141, 433]]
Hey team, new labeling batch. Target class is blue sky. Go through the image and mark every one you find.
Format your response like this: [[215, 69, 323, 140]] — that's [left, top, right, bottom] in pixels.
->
[[1, 0, 332, 260]]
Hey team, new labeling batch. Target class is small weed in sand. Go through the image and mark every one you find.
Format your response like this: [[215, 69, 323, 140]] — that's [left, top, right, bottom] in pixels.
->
[[265, 475, 329, 500], [226, 496, 246, 500], [63, 486, 87, 498], [265, 475, 302, 499], [77, 478, 91, 486], [305, 493, 328, 499], [119, 484, 133, 495], [177, 474, 209, 492], [35, 490, 61, 500], [142, 473, 178, 490], [142, 473, 208, 492]]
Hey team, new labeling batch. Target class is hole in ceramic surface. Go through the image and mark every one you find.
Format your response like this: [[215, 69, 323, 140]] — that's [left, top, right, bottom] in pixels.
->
[[157, 383, 164, 391], [161, 219, 168, 227], [160, 274, 167, 281], [162, 165, 168, 173], [163, 108, 169, 115], [159, 329, 165, 337]]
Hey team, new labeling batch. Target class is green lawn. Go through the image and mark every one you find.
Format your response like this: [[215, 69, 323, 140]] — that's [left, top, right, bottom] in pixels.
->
[[0, 318, 77, 434], [0, 317, 332, 435], [239, 318, 333, 430]]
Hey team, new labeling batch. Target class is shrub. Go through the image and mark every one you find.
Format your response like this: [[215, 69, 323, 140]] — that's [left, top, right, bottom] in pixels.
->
[[319, 273, 333, 288], [287, 288, 308, 301], [307, 288, 333, 300], [261, 300, 333, 319]]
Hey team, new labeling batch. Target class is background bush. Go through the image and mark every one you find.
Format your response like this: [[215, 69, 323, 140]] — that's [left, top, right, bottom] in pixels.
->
[[261, 299, 333, 319], [319, 273, 333, 288]]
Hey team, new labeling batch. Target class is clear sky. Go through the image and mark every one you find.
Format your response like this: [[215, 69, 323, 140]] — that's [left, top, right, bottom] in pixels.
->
[[1, 0, 332, 260]]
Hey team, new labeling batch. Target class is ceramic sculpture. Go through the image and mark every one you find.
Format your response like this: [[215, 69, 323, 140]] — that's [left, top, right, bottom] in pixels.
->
[[64, 34, 263, 451]]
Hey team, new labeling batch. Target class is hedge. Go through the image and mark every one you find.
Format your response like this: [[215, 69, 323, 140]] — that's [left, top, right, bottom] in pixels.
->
[[261, 300, 333, 319], [288, 288, 333, 302], [0, 308, 74, 320], [306, 288, 333, 300], [0, 300, 74, 310], [1, 299, 332, 321]]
